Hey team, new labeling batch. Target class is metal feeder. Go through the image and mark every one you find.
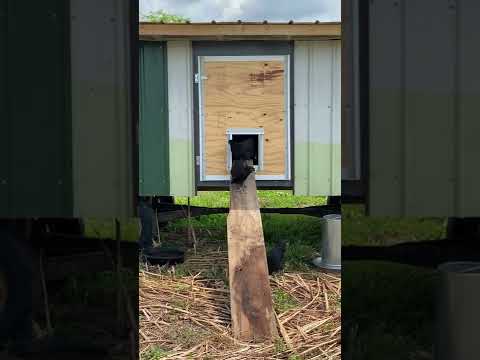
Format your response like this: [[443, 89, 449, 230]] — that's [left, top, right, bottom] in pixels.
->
[[435, 261, 480, 360], [313, 214, 341, 271]]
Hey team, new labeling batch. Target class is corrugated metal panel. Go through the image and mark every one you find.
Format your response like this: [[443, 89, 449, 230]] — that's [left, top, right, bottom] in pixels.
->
[[0, 0, 8, 215], [167, 40, 195, 196], [341, 0, 362, 182], [1, 0, 72, 217], [139, 41, 169, 195], [70, 0, 134, 218], [368, 0, 480, 217], [294, 40, 341, 196]]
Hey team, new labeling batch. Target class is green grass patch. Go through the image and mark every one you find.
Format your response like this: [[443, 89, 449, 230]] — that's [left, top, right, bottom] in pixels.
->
[[272, 288, 299, 314], [274, 338, 287, 353], [342, 205, 446, 246], [142, 346, 170, 360], [175, 190, 326, 208], [165, 213, 323, 271], [84, 218, 139, 242]]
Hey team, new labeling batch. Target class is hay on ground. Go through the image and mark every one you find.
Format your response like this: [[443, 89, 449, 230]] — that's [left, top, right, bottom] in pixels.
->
[[139, 264, 341, 360]]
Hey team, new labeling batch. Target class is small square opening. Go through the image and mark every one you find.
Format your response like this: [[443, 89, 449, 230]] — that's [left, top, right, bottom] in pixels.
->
[[226, 128, 264, 172], [231, 134, 259, 165]]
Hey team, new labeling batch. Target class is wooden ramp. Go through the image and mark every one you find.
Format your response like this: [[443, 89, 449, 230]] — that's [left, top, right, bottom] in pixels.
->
[[227, 171, 278, 342]]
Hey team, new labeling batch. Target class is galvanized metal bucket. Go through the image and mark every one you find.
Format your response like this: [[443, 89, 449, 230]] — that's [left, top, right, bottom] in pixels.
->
[[435, 261, 480, 360], [313, 214, 341, 271]]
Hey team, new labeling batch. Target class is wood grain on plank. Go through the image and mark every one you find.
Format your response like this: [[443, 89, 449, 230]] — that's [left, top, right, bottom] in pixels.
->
[[139, 23, 342, 39], [204, 60, 286, 176], [227, 171, 278, 342]]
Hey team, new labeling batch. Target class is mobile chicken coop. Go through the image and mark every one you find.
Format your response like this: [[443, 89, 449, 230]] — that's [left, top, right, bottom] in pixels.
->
[[139, 21, 341, 197]]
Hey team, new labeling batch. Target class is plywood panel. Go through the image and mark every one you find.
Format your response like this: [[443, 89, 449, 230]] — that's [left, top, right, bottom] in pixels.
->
[[203, 60, 286, 177]]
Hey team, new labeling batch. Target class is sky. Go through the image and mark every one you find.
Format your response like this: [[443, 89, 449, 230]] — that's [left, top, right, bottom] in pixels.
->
[[139, 0, 340, 22]]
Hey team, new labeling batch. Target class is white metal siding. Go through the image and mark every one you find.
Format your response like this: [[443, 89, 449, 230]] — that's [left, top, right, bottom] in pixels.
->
[[294, 40, 341, 196], [167, 40, 195, 196], [368, 0, 480, 217], [70, 0, 134, 218]]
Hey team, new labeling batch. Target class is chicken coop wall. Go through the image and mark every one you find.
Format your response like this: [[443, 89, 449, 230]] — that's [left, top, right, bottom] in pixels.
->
[[139, 38, 341, 197]]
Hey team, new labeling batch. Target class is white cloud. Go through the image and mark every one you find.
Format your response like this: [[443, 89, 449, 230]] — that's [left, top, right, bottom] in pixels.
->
[[139, 0, 340, 22]]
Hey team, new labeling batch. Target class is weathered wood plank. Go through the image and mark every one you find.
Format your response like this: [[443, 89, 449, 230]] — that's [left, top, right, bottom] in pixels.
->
[[227, 171, 278, 342], [139, 23, 342, 40]]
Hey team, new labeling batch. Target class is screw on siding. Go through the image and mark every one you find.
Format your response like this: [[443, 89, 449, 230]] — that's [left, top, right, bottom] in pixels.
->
[[58, 180, 63, 185], [0, 179, 6, 185]]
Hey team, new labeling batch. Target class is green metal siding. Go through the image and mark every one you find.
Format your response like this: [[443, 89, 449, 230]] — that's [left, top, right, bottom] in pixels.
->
[[0, 0, 7, 214], [1, 0, 72, 217], [70, 0, 134, 218], [139, 41, 169, 195]]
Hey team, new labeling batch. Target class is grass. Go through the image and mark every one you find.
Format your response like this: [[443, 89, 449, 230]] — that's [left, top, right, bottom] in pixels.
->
[[342, 204, 445, 359], [272, 288, 299, 313], [175, 190, 326, 208], [342, 204, 446, 246], [142, 346, 170, 360], [84, 217, 140, 242], [167, 213, 324, 270], [164, 191, 327, 271]]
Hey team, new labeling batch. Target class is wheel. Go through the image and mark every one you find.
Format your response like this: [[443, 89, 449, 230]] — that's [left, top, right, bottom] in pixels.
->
[[0, 221, 34, 346]]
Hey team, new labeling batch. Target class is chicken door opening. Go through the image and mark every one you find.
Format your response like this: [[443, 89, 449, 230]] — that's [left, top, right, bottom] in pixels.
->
[[230, 135, 259, 166]]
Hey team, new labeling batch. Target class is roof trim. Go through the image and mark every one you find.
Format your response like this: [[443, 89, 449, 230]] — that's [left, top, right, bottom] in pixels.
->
[[139, 22, 341, 40]]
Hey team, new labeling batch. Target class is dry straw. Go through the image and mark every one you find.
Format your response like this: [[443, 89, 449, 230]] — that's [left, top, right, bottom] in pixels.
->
[[139, 264, 340, 360]]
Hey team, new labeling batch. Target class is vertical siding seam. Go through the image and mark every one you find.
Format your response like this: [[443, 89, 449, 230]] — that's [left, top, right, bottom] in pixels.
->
[[113, 0, 120, 216], [187, 41, 194, 196], [306, 43, 315, 195], [329, 41, 334, 195], [401, 0, 407, 216], [5, 0, 10, 215], [453, 0, 460, 215], [164, 43, 170, 194]]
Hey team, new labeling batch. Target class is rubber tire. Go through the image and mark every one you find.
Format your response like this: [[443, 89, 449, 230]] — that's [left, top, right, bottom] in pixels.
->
[[0, 221, 33, 346]]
